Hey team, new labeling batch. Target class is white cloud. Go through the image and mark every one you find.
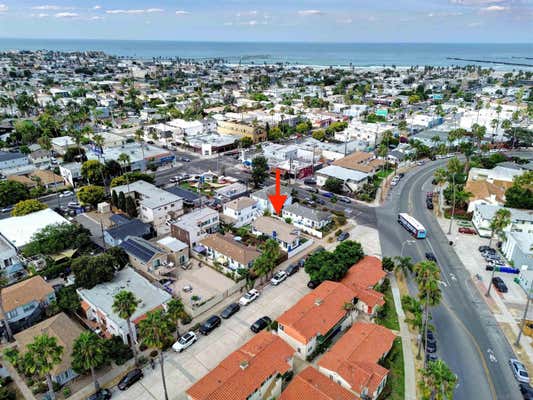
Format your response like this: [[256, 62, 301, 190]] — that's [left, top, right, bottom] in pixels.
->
[[236, 10, 258, 17], [93, 5, 101, 10], [337, 17, 353, 24], [32, 5, 65, 10], [298, 9, 323, 16], [31, 13, 49, 18], [55, 12, 78, 18], [483, 5, 507, 11], [175, 10, 190, 16], [467, 21, 483, 26], [0, 4, 7, 13], [450, 0, 505, 4], [106, 8, 163, 15], [88, 15, 103, 20]]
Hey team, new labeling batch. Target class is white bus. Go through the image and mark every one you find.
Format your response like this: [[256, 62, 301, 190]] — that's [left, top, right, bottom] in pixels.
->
[[398, 213, 427, 239]]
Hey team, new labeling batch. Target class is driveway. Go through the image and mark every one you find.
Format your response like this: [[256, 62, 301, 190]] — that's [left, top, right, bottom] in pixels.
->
[[110, 265, 311, 400]]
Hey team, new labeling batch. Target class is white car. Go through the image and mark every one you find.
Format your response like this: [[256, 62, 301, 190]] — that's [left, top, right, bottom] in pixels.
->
[[239, 289, 260, 306], [59, 190, 74, 198], [270, 271, 288, 286], [510, 358, 530, 384], [172, 331, 197, 353]]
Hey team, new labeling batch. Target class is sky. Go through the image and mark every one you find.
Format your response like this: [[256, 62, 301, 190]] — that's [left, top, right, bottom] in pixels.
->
[[0, 0, 531, 42]]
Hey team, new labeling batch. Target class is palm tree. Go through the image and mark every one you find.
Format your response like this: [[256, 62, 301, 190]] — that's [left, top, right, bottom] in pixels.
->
[[419, 359, 457, 400], [23, 334, 64, 400], [112, 290, 141, 366], [138, 310, 174, 400], [117, 153, 131, 175], [459, 142, 475, 173], [166, 298, 185, 337], [0, 270, 13, 341], [394, 256, 413, 275], [72, 331, 107, 393], [413, 261, 441, 361], [134, 128, 145, 160], [488, 208, 512, 248], [433, 168, 448, 186], [471, 123, 486, 149], [93, 134, 105, 157]]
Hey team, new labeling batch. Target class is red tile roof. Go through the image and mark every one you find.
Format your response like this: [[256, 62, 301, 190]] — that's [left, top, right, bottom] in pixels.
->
[[277, 281, 356, 344], [186, 331, 294, 400], [318, 322, 396, 395], [279, 366, 356, 400], [341, 256, 386, 311]]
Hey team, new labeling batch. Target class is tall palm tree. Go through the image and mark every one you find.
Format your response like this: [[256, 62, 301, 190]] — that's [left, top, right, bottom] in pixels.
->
[[413, 261, 441, 361], [488, 208, 512, 248], [112, 290, 141, 366], [134, 128, 145, 160], [93, 134, 105, 157], [138, 310, 174, 400], [394, 256, 413, 275], [71, 331, 107, 393], [419, 359, 457, 400], [459, 142, 475, 173], [23, 334, 64, 400], [166, 298, 185, 337], [117, 153, 131, 175], [0, 270, 13, 341]]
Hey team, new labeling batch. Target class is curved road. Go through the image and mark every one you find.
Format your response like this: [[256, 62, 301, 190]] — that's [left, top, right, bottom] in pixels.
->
[[377, 160, 522, 400]]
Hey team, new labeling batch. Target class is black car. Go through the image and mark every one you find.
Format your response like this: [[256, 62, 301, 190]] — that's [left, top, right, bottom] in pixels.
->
[[426, 353, 439, 363], [199, 315, 222, 335], [398, 173, 405, 178], [251, 316, 272, 333], [492, 277, 508, 293], [479, 245, 494, 252], [307, 280, 320, 289], [426, 340, 437, 353], [220, 303, 240, 319], [118, 369, 143, 390], [425, 252, 437, 262], [426, 330, 436, 344], [316, 198, 326, 205], [520, 383, 533, 400], [285, 263, 300, 276], [426, 200, 434, 210], [88, 389, 112, 400], [304, 178, 317, 185]]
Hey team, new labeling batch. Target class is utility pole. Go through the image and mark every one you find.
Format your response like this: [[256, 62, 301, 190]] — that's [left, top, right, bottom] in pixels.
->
[[447, 173, 456, 235], [516, 278, 533, 347], [485, 266, 497, 297]]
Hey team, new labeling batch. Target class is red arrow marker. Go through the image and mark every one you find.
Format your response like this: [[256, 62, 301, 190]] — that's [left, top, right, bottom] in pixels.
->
[[268, 168, 287, 215]]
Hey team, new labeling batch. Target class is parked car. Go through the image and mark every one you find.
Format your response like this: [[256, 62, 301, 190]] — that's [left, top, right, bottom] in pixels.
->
[[172, 331, 197, 352], [426, 353, 439, 363], [458, 227, 476, 235], [426, 192, 434, 199], [59, 190, 74, 198], [520, 383, 533, 400], [479, 246, 496, 254], [307, 280, 320, 289], [239, 289, 260, 306], [426, 330, 436, 345], [270, 271, 288, 286], [118, 368, 143, 390], [510, 358, 530, 383], [426, 200, 434, 210], [67, 201, 80, 208], [321, 191, 334, 198], [220, 303, 240, 319], [337, 232, 350, 242], [285, 263, 300, 276], [425, 252, 437, 262], [492, 277, 508, 293], [250, 316, 272, 333], [0, 206, 13, 213], [398, 173, 405, 179], [199, 315, 222, 335], [304, 178, 316, 185], [180, 157, 191, 162], [88, 389, 112, 400], [426, 340, 437, 353], [338, 196, 351, 204]]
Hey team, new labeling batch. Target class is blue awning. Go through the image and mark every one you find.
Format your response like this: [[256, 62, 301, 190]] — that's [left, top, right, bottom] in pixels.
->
[[193, 245, 206, 254]]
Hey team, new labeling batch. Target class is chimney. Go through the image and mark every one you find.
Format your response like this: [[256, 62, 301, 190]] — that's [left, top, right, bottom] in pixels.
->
[[314, 298, 323, 306], [239, 360, 249, 370]]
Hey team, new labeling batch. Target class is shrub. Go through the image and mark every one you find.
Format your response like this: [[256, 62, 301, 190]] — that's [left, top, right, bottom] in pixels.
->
[[105, 336, 133, 365], [63, 386, 71, 398]]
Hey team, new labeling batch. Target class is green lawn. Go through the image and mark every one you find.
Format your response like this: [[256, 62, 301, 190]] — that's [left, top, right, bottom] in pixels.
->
[[376, 283, 400, 331], [376, 169, 394, 180], [378, 338, 405, 400]]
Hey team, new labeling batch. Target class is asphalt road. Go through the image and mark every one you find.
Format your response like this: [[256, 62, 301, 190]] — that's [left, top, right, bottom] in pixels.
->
[[377, 160, 522, 400]]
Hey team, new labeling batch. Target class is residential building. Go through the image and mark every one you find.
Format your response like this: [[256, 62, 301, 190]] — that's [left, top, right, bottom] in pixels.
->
[[14, 313, 83, 385], [0, 234, 24, 282], [186, 331, 294, 400], [251, 184, 293, 214], [111, 180, 184, 235], [78, 267, 172, 344], [465, 166, 523, 211], [119, 236, 169, 273], [170, 207, 219, 248], [333, 151, 386, 176], [200, 233, 261, 271], [222, 197, 260, 227], [156, 236, 189, 268], [471, 204, 533, 238], [279, 366, 356, 400], [276, 281, 357, 358], [216, 119, 267, 143], [0, 276, 56, 335], [86, 143, 175, 172], [502, 231, 533, 285], [104, 218, 153, 247], [0, 208, 70, 250], [282, 203, 331, 237], [316, 165, 369, 193], [165, 186, 206, 208], [0, 151, 29, 173], [251, 216, 300, 252], [317, 322, 396, 400], [51, 136, 76, 154], [340, 256, 386, 316], [215, 182, 249, 203], [59, 162, 83, 187]]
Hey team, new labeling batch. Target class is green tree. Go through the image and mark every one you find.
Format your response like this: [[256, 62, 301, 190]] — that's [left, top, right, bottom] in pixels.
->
[[11, 199, 47, 216], [125, 196, 138, 217], [394, 256, 413, 274], [117, 191, 126, 211], [488, 208, 511, 247], [72, 331, 107, 393], [23, 334, 64, 400], [77, 185, 105, 207], [138, 310, 174, 400], [240, 137, 253, 148], [304, 241, 364, 283], [63, 147, 86, 163], [419, 360, 457, 400], [381, 257, 395, 272], [110, 172, 155, 188], [312, 129, 326, 141], [324, 177, 344, 194], [56, 286, 81, 315], [14, 120, 38, 144], [0, 181, 29, 207], [23, 223, 91, 257], [112, 291, 140, 366], [251, 156, 269, 188], [166, 298, 186, 336], [81, 160, 105, 185], [72, 253, 117, 289]]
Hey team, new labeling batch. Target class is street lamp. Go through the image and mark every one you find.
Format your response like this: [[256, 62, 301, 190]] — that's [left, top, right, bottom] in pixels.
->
[[515, 278, 533, 347], [447, 172, 456, 235], [401, 240, 416, 257]]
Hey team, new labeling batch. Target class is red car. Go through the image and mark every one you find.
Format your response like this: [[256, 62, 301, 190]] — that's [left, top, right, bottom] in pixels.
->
[[459, 227, 476, 235]]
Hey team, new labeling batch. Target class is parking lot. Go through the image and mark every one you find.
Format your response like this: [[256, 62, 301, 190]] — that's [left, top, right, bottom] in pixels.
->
[[111, 264, 311, 400]]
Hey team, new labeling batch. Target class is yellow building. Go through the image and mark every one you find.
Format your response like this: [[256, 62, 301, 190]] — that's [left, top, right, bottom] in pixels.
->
[[217, 120, 267, 143]]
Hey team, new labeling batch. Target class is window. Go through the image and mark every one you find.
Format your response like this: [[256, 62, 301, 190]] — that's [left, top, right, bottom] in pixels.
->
[[23, 303, 35, 312]]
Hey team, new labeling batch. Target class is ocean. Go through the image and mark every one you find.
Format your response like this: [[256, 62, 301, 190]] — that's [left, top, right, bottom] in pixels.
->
[[0, 39, 532, 69]]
